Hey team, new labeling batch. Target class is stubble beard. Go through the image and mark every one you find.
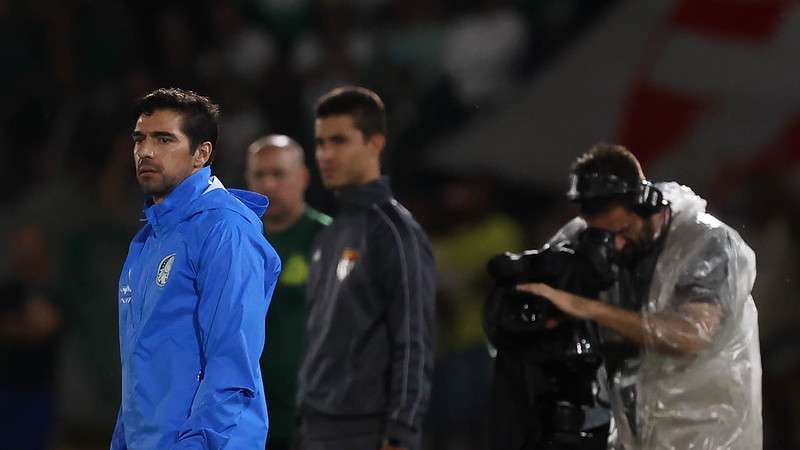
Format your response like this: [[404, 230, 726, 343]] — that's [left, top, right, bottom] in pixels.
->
[[626, 220, 658, 263], [138, 173, 178, 201]]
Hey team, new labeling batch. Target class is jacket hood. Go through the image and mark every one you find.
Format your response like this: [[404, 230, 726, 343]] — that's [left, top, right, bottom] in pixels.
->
[[228, 188, 269, 218], [144, 168, 269, 234]]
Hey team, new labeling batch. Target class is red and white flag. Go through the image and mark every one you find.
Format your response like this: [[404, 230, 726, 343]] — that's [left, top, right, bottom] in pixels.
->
[[430, 0, 800, 198]]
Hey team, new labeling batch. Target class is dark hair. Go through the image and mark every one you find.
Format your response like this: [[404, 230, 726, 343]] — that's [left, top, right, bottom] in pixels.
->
[[571, 143, 645, 217], [315, 86, 387, 138], [135, 88, 220, 166]]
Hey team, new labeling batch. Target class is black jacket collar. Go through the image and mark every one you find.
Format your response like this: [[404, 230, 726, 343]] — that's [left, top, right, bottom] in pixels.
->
[[336, 176, 393, 209]]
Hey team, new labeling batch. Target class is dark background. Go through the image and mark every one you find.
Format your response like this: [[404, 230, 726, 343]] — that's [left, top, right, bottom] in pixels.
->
[[1, 0, 798, 449]]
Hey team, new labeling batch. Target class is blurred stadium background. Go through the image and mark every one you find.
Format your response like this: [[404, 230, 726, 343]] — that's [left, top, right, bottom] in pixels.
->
[[1, 0, 798, 449]]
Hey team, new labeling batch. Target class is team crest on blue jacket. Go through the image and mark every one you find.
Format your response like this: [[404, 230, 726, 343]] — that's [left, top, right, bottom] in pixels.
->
[[336, 248, 358, 281], [156, 253, 176, 287]]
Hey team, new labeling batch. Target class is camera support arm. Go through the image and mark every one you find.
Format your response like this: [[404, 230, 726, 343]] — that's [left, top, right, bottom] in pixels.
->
[[516, 283, 721, 357]]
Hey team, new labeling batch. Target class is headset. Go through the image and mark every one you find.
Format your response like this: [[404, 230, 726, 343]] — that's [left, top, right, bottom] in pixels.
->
[[566, 172, 667, 216]]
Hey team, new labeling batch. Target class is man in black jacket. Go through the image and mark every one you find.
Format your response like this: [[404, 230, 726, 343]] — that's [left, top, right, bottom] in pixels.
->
[[296, 86, 436, 450]]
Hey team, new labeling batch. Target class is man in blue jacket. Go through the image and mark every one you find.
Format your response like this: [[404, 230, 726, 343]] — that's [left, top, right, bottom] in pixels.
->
[[111, 87, 281, 449]]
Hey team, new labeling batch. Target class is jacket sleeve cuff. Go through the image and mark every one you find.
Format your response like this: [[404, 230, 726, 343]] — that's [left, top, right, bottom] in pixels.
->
[[384, 419, 418, 448]]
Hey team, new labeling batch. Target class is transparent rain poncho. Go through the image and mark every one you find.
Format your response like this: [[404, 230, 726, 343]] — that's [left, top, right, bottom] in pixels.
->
[[552, 182, 762, 450]]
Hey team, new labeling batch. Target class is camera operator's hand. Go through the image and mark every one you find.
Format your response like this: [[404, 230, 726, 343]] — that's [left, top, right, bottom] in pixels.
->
[[517, 282, 722, 357], [516, 283, 594, 320]]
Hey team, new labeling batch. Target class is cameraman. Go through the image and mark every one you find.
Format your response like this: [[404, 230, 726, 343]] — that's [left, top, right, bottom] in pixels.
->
[[518, 144, 762, 450]]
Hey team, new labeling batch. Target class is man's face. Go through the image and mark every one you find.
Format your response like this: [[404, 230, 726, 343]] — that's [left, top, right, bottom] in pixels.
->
[[315, 114, 381, 190], [245, 147, 308, 222], [133, 109, 206, 203], [586, 204, 657, 262]]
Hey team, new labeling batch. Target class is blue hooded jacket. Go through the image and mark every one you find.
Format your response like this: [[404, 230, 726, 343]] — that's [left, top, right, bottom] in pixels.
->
[[111, 167, 280, 449]]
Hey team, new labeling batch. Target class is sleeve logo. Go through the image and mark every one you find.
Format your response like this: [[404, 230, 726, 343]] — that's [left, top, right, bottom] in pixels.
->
[[156, 253, 176, 287], [120, 269, 133, 304], [119, 284, 133, 304]]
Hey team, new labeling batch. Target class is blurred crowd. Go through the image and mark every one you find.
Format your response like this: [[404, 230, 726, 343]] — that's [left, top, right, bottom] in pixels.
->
[[1, 0, 798, 449], [0, 0, 615, 206]]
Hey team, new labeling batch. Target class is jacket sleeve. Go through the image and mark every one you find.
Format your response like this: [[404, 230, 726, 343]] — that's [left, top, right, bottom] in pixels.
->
[[371, 206, 436, 445], [110, 408, 127, 450], [171, 219, 280, 450]]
